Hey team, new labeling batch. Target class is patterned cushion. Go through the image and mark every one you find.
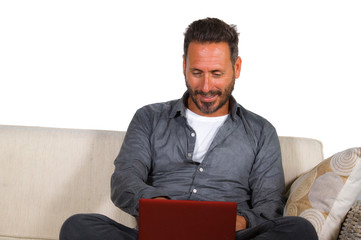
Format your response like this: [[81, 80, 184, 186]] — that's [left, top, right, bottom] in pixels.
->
[[284, 148, 361, 240]]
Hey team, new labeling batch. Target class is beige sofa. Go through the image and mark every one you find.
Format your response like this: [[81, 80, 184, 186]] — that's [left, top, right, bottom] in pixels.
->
[[0, 125, 360, 240]]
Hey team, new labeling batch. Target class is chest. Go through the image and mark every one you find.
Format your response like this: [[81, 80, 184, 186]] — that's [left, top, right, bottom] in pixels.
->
[[149, 117, 257, 179]]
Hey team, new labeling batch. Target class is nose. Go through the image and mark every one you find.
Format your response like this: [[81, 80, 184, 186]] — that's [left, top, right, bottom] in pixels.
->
[[201, 74, 213, 93]]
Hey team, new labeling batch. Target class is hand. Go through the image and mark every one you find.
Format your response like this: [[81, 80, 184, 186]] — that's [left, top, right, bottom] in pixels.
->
[[235, 215, 247, 231], [153, 197, 169, 200]]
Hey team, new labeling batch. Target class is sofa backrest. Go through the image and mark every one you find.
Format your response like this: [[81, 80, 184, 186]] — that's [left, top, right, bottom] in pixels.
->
[[0, 125, 136, 240], [279, 136, 324, 190], [0, 125, 324, 240]]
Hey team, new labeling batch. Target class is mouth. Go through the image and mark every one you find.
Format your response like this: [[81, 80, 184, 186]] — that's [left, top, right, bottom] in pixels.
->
[[200, 94, 217, 103], [195, 90, 221, 103]]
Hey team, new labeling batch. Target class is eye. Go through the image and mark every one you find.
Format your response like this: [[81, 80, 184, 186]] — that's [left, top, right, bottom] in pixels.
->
[[192, 71, 202, 77], [212, 71, 223, 77]]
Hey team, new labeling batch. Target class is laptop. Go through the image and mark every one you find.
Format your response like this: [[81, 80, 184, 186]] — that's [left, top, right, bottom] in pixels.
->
[[138, 198, 237, 240]]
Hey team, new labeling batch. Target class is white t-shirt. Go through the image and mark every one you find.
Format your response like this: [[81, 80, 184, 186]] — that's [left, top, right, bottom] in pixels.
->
[[185, 109, 228, 163]]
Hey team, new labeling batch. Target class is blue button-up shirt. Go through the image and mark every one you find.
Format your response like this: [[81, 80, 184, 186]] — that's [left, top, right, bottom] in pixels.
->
[[111, 92, 285, 228]]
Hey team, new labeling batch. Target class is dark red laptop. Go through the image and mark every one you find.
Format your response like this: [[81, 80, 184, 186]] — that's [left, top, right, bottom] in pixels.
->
[[138, 199, 237, 240]]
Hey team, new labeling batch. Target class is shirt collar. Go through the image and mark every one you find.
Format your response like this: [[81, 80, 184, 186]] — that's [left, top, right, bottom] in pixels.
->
[[169, 91, 241, 120]]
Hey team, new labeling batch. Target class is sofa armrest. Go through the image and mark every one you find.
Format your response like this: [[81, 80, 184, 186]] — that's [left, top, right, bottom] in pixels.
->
[[338, 200, 361, 239]]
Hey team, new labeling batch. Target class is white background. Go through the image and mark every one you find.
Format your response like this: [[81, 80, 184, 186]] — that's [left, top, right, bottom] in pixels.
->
[[0, 0, 360, 158]]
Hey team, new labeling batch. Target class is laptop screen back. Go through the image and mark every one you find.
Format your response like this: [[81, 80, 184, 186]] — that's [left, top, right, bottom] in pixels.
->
[[138, 199, 237, 240]]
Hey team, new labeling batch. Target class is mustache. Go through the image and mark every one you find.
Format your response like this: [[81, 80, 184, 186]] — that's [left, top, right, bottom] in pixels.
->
[[194, 90, 222, 97]]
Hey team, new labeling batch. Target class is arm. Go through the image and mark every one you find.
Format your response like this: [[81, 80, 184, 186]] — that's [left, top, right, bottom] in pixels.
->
[[238, 123, 285, 228], [111, 108, 170, 217]]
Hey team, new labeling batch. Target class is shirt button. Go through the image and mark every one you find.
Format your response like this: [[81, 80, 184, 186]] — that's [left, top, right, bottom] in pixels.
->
[[191, 132, 196, 137], [193, 189, 197, 193], [188, 153, 192, 157], [199, 168, 204, 172]]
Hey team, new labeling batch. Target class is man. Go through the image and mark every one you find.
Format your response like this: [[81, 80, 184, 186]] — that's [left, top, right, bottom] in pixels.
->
[[60, 18, 317, 240]]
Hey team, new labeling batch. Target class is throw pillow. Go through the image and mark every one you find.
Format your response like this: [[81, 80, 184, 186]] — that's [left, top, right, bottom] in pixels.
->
[[284, 147, 361, 240]]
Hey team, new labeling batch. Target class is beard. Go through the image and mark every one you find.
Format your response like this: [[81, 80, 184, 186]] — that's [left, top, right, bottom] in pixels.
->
[[186, 76, 235, 115]]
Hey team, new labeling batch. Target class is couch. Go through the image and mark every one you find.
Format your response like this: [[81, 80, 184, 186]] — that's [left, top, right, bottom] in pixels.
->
[[0, 125, 360, 240]]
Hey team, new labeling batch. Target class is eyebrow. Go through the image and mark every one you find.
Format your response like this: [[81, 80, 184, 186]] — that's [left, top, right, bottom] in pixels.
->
[[190, 68, 203, 72], [190, 68, 223, 73]]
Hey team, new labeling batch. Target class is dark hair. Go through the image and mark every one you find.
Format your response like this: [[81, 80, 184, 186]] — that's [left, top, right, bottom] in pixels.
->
[[184, 18, 239, 64]]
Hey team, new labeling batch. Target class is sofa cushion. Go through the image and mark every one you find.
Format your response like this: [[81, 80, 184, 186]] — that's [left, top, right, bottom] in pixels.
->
[[284, 147, 361, 240]]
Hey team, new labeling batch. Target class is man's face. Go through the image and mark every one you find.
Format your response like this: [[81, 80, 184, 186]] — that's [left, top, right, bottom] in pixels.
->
[[183, 42, 242, 117]]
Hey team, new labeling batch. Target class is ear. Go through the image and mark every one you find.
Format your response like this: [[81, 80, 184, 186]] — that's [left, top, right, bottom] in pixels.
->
[[234, 57, 242, 79], [183, 55, 186, 76]]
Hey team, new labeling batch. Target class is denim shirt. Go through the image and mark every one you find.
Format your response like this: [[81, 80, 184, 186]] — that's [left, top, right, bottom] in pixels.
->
[[111, 92, 285, 228]]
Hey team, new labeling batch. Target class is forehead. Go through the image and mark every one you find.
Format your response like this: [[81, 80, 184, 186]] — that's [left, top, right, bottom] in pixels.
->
[[186, 42, 232, 67]]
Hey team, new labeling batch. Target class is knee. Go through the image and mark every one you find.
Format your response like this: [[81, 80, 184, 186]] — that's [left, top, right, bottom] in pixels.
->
[[59, 214, 92, 240], [286, 216, 318, 240]]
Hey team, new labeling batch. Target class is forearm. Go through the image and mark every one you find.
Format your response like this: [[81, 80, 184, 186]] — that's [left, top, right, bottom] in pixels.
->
[[238, 199, 284, 228], [111, 169, 169, 216]]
